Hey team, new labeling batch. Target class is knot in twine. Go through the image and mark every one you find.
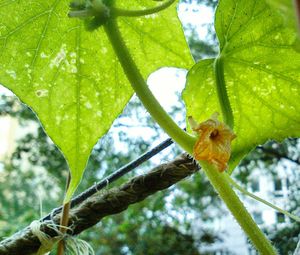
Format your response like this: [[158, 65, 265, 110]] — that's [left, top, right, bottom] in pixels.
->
[[30, 220, 66, 255], [30, 220, 95, 255]]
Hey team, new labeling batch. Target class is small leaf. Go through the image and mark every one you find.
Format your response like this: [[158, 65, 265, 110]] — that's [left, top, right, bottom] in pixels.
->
[[0, 0, 193, 201], [183, 0, 300, 172]]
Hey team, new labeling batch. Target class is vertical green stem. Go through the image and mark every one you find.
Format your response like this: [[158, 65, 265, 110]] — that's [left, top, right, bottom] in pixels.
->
[[57, 172, 71, 255], [201, 161, 278, 255], [104, 19, 195, 154], [103, 17, 277, 255], [214, 57, 234, 129]]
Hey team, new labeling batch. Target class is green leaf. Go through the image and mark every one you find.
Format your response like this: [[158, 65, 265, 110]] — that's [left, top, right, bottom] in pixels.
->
[[266, 0, 300, 47], [183, 0, 300, 172], [265, 0, 297, 29], [0, 0, 193, 201]]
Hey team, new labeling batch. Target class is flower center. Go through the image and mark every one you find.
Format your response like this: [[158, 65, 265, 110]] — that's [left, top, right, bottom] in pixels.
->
[[210, 129, 219, 140]]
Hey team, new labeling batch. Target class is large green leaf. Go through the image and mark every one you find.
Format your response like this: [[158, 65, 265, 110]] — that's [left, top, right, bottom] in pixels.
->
[[266, 0, 300, 46], [0, 0, 193, 200], [266, 0, 296, 28], [183, 0, 300, 172]]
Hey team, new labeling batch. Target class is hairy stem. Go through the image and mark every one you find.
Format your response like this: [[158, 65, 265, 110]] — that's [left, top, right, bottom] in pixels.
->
[[111, 0, 176, 17], [201, 161, 278, 255], [104, 18, 195, 154]]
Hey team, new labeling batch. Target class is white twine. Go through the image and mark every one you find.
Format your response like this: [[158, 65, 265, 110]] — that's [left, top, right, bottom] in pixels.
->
[[30, 220, 64, 255], [30, 220, 95, 255], [65, 236, 95, 255]]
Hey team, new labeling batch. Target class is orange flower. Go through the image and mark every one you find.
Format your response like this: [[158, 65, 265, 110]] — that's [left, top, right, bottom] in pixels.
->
[[188, 113, 236, 172]]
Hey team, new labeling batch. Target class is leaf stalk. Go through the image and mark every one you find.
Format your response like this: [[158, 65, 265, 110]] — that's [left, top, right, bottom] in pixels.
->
[[214, 56, 234, 129]]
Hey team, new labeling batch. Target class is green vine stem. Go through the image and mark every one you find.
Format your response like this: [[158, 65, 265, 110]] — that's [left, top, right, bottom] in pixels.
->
[[111, 0, 176, 17], [104, 18, 195, 154], [201, 161, 278, 255], [103, 16, 277, 255], [214, 56, 234, 129], [225, 173, 300, 222]]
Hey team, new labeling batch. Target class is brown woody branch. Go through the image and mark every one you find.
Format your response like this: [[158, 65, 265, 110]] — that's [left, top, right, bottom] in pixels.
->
[[0, 154, 199, 255]]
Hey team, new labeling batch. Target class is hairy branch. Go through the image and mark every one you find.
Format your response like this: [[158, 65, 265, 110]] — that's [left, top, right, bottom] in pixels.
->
[[0, 154, 199, 255]]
